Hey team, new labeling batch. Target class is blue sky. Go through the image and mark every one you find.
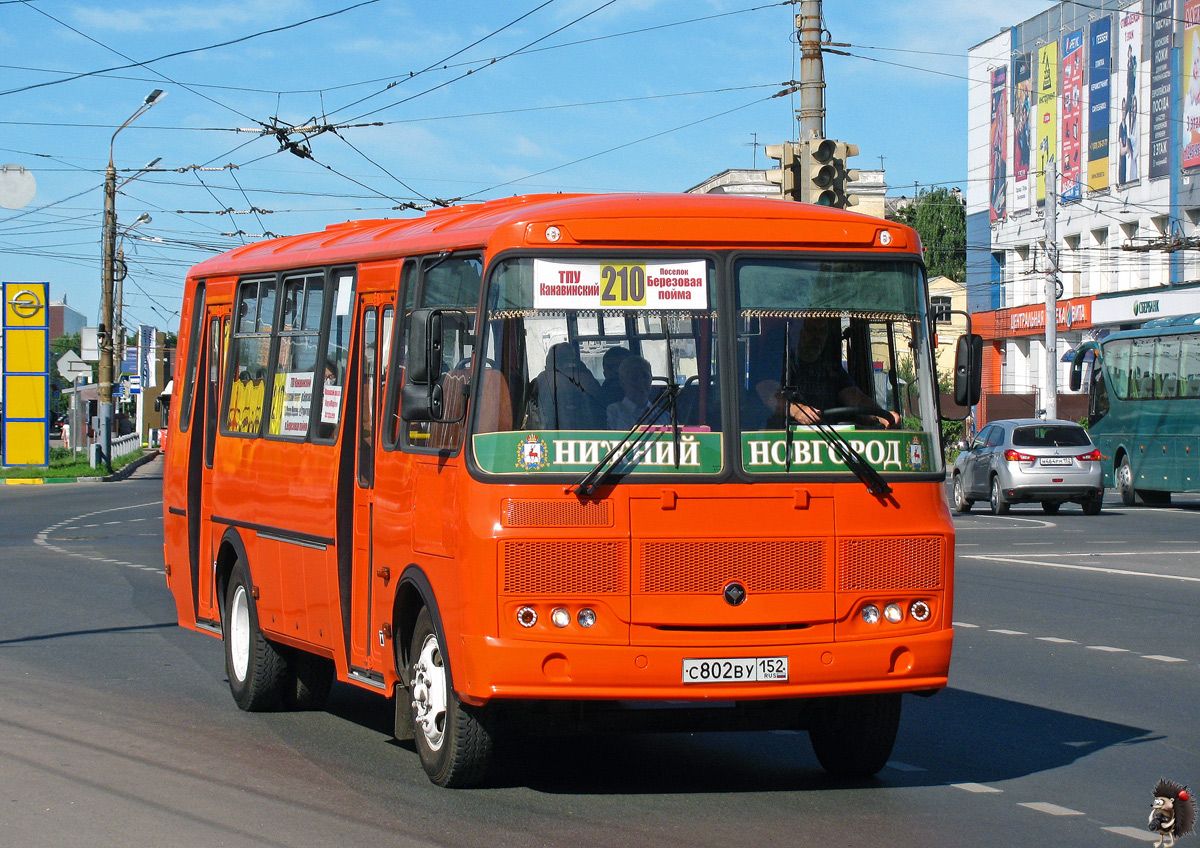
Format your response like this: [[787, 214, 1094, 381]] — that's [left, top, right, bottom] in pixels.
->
[[0, 0, 1055, 331]]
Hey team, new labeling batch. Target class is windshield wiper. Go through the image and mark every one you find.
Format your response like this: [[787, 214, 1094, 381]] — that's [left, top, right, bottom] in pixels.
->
[[568, 384, 681, 497], [778, 321, 891, 496]]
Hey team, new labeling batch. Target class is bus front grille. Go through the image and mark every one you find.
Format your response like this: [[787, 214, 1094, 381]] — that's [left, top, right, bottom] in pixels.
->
[[837, 537, 943, 591], [502, 499, 613, 528], [638, 539, 829, 594], [501, 540, 628, 594]]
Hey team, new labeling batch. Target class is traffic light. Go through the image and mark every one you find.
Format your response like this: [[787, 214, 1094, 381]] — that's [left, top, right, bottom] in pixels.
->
[[764, 142, 800, 201], [828, 141, 860, 209], [800, 138, 839, 206]]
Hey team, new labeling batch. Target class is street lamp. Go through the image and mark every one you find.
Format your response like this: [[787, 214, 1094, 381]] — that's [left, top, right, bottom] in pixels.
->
[[99, 89, 165, 471]]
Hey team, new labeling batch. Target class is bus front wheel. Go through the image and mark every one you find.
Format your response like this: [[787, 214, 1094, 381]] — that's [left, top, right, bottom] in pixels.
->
[[407, 608, 493, 787], [1117, 456, 1136, 506], [809, 693, 901, 778], [224, 561, 287, 711]]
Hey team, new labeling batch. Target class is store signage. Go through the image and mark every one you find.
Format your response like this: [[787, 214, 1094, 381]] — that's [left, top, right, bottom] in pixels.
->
[[1005, 298, 1093, 334]]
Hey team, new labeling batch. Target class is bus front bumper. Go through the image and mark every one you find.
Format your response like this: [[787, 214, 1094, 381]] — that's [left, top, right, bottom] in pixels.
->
[[453, 628, 953, 704]]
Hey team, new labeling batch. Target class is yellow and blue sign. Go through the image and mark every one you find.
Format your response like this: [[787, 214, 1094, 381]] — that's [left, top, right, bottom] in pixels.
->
[[3, 281, 50, 466]]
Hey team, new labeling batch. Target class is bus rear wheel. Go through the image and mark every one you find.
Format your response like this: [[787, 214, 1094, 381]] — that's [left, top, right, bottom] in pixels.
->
[[809, 693, 901, 778], [224, 562, 287, 711], [407, 608, 493, 787]]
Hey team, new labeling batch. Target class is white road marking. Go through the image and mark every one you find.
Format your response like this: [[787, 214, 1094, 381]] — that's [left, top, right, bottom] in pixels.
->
[[885, 761, 926, 772], [1037, 637, 1077, 644], [1019, 802, 1084, 816], [1087, 646, 1129, 653], [952, 782, 1003, 793], [1142, 655, 1187, 663], [989, 629, 1027, 636], [960, 554, 1200, 583], [953, 621, 979, 628]]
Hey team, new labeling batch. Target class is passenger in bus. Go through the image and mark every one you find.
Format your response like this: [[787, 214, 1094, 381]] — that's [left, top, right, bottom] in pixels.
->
[[757, 317, 900, 429], [597, 345, 632, 407], [606, 355, 668, 430], [532, 342, 604, 429]]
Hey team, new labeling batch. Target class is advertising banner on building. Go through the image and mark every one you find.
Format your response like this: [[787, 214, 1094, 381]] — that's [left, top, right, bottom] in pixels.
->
[[1184, 0, 1200, 170], [1062, 29, 1084, 201], [1088, 16, 1113, 191], [1037, 41, 1059, 206], [1118, 2, 1142, 184], [2, 281, 49, 467], [1014, 53, 1033, 211], [1150, 0, 1173, 179], [990, 66, 1008, 221]]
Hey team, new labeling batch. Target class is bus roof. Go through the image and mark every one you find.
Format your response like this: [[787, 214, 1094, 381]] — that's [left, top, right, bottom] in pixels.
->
[[185, 192, 920, 279], [1102, 313, 1200, 342]]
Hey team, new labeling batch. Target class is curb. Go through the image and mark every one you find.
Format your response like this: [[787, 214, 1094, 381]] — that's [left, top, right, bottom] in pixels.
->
[[1, 449, 160, 485]]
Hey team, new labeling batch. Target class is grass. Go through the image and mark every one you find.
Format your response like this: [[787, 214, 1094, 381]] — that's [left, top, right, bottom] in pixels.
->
[[0, 446, 148, 479]]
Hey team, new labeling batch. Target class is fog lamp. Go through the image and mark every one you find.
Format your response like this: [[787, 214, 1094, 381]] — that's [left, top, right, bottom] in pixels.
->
[[516, 606, 537, 628], [910, 600, 931, 622], [884, 603, 903, 623], [577, 608, 597, 628], [861, 604, 881, 624], [551, 608, 571, 628]]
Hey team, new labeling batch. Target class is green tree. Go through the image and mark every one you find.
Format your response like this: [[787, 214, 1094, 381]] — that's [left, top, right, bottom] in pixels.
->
[[889, 187, 966, 282]]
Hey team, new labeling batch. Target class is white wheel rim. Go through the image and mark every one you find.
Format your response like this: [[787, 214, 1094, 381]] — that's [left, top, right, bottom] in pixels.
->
[[954, 477, 963, 507], [411, 633, 448, 752], [1118, 461, 1132, 493], [229, 585, 251, 683]]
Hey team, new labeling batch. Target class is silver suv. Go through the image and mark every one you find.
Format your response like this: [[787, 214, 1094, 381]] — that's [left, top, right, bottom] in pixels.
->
[[951, 419, 1104, 515]]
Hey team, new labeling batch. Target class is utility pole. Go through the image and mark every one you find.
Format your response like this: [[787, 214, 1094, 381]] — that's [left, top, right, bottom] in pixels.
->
[[796, 0, 825, 139], [99, 156, 118, 472], [1044, 158, 1058, 420]]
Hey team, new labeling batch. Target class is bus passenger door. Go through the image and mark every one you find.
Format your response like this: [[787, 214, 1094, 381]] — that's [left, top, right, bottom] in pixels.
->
[[196, 308, 230, 626], [349, 296, 394, 672]]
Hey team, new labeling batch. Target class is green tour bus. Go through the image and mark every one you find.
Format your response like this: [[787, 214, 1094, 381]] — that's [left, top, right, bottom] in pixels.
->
[[1071, 313, 1200, 506]]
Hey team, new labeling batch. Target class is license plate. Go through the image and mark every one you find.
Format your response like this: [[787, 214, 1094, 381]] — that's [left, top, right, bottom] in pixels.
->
[[682, 657, 788, 684], [1039, 457, 1072, 466]]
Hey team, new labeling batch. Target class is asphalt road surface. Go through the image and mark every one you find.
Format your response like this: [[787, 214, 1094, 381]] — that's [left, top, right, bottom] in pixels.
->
[[1, 464, 1196, 847]]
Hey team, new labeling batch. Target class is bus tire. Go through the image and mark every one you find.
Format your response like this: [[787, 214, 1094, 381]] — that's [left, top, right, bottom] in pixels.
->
[[283, 650, 334, 711], [952, 474, 972, 513], [989, 476, 1010, 515], [809, 693, 902, 778], [1117, 455, 1136, 506], [224, 561, 287, 712], [407, 608, 493, 787]]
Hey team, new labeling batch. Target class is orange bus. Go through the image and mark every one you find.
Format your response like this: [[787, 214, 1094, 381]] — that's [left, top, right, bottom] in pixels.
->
[[162, 193, 980, 787]]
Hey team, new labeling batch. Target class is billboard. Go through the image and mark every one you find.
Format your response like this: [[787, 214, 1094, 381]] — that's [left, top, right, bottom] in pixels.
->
[[1014, 53, 1033, 211], [1149, 0, 1173, 179], [1062, 29, 1084, 201], [2, 282, 50, 467], [1088, 16, 1113, 191], [1184, 0, 1200, 170], [990, 66, 1008, 221], [1118, 2, 1143, 184], [1037, 41, 1059, 206]]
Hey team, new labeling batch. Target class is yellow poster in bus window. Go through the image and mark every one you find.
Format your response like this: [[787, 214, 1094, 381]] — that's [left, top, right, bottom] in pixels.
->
[[1037, 41, 1059, 206]]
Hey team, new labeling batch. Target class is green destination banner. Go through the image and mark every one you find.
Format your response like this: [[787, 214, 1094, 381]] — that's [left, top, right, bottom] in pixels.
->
[[741, 430, 933, 474], [473, 430, 724, 476]]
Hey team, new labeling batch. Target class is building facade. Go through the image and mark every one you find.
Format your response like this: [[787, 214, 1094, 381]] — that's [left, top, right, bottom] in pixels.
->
[[967, 0, 1200, 422]]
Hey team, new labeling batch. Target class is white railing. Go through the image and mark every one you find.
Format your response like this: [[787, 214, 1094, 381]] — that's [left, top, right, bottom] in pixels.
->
[[89, 433, 143, 469]]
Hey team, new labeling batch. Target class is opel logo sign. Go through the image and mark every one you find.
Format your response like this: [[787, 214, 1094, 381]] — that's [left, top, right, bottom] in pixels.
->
[[8, 287, 44, 319], [723, 581, 747, 606]]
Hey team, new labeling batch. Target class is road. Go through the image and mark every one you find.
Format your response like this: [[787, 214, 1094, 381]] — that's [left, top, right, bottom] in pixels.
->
[[1, 465, 1196, 847]]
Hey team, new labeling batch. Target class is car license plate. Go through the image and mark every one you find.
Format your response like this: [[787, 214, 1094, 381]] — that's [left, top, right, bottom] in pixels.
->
[[1039, 457, 1072, 466], [682, 657, 788, 684]]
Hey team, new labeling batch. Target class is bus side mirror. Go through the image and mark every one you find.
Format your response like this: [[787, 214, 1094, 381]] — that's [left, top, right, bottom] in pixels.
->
[[953, 334, 983, 407], [401, 307, 469, 422], [1069, 355, 1084, 392]]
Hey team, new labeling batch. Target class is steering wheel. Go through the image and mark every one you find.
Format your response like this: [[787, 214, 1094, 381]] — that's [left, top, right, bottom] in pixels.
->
[[453, 356, 501, 372], [819, 405, 891, 425]]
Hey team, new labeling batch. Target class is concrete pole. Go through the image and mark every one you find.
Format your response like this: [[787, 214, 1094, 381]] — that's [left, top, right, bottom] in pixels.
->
[[1044, 158, 1058, 420], [797, 0, 825, 140], [98, 162, 116, 472]]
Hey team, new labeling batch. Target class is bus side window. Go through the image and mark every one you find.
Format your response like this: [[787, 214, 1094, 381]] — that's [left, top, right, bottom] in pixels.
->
[[225, 278, 273, 436], [1183, 333, 1200, 398], [315, 269, 355, 442], [268, 272, 324, 440], [382, 260, 416, 451]]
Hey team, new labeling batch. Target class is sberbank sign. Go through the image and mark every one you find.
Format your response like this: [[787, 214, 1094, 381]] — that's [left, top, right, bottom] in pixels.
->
[[1133, 299, 1160, 316]]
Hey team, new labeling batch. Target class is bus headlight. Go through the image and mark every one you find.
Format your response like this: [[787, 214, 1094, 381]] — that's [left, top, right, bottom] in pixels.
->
[[861, 604, 881, 624], [551, 608, 571, 628], [577, 608, 597, 628], [910, 600, 931, 622], [883, 603, 904, 623]]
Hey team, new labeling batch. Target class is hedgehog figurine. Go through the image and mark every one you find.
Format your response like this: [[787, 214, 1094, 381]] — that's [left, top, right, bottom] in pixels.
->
[[1150, 779, 1196, 848]]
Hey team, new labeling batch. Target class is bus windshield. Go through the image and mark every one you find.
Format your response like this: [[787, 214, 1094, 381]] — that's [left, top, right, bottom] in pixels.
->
[[471, 254, 941, 479]]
